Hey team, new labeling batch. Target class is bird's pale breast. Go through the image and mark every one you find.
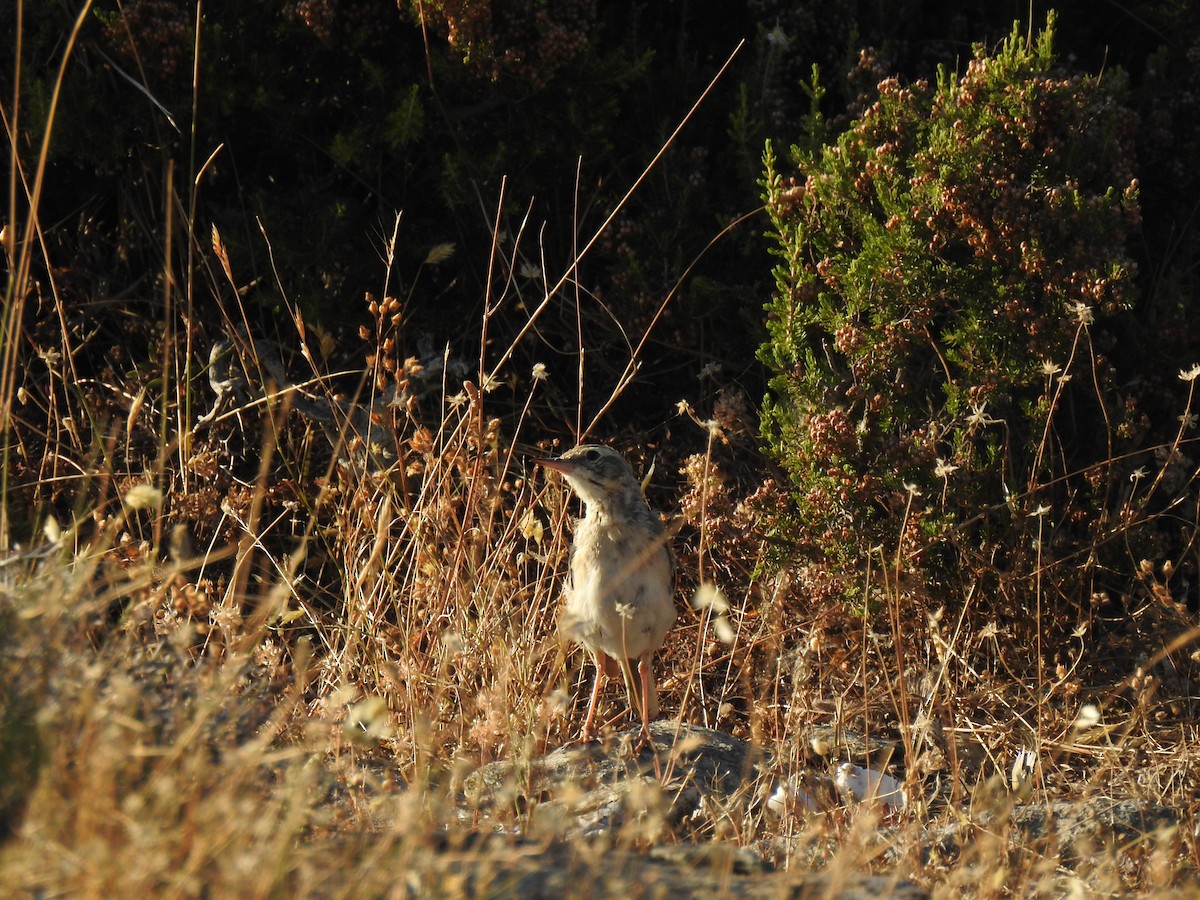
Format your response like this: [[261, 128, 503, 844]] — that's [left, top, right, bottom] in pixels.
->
[[562, 515, 675, 661]]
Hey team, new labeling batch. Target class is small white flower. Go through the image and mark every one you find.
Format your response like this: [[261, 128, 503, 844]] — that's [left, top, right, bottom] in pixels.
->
[[1179, 412, 1198, 429], [934, 458, 959, 479], [531, 362, 549, 382], [124, 483, 163, 511], [691, 583, 730, 614], [1179, 364, 1200, 382], [1073, 703, 1102, 730], [518, 260, 542, 280], [1129, 467, 1147, 481], [615, 602, 635, 620], [698, 361, 722, 381], [1029, 503, 1051, 518], [1010, 747, 1037, 800], [765, 24, 790, 49], [1069, 301, 1094, 325], [966, 404, 992, 428], [448, 391, 468, 408], [1040, 360, 1062, 377], [904, 482, 922, 497]]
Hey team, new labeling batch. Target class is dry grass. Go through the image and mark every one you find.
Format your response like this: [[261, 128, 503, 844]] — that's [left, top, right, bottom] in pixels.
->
[[3, 250, 1199, 897], [4, 7, 1200, 897]]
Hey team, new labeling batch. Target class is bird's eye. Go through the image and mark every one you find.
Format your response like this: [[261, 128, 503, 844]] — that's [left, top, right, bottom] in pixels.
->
[[584, 448, 601, 462]]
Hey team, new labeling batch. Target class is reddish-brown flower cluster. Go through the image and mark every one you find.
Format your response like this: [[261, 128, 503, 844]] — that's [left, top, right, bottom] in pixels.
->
[[284, 0, 337, 40], [403, 0, 596, 87], [103, 0, 191, 80], [282, 0, 399, 46]]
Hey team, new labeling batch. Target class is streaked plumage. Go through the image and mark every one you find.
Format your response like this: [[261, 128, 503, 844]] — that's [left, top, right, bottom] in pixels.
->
[[536, 445, 676, 746]]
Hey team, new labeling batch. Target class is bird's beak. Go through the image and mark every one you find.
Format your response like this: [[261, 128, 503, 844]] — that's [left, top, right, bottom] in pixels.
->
[[534, 456, 575, 475]]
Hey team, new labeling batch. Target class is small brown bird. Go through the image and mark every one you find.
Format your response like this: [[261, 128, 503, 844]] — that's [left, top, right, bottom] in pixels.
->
[[536, 445, 676, 746]]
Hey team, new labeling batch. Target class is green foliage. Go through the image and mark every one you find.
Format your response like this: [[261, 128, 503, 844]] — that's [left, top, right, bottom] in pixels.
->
[[758, 17, 1142, 611]]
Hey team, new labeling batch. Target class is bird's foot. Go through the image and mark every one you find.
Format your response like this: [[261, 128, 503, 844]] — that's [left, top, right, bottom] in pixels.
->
[[633, 723, 656, 753], [570, 724, 600, 746], [632, 725, 664, 778]]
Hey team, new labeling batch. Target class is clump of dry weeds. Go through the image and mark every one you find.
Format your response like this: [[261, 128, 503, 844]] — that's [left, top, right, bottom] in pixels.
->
[[4, 10, 1200, 896]]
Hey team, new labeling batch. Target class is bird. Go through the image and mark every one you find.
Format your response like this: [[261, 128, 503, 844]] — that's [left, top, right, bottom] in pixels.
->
[[535, 444, 676, 747]]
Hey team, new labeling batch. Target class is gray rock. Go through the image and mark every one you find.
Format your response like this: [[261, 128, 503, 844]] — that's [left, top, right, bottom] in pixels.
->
[[454, 721, 930, 898]]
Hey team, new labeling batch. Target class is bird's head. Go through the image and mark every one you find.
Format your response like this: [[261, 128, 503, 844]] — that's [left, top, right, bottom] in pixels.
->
[[534, 444, 644, 513]]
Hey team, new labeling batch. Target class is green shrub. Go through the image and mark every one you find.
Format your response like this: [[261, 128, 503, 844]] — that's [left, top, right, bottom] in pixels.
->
[[758, 17, 1142, 623]]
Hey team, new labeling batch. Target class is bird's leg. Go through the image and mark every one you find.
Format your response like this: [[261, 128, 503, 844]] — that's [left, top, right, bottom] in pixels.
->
[[635, 655, 655, 751], [616, 656, 640, 723], [579, 651, 609, 742]]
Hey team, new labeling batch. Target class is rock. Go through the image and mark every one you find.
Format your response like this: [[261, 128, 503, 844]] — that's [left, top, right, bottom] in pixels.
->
[[461, 721, 758, 839], [452, 721, 930, 898]]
